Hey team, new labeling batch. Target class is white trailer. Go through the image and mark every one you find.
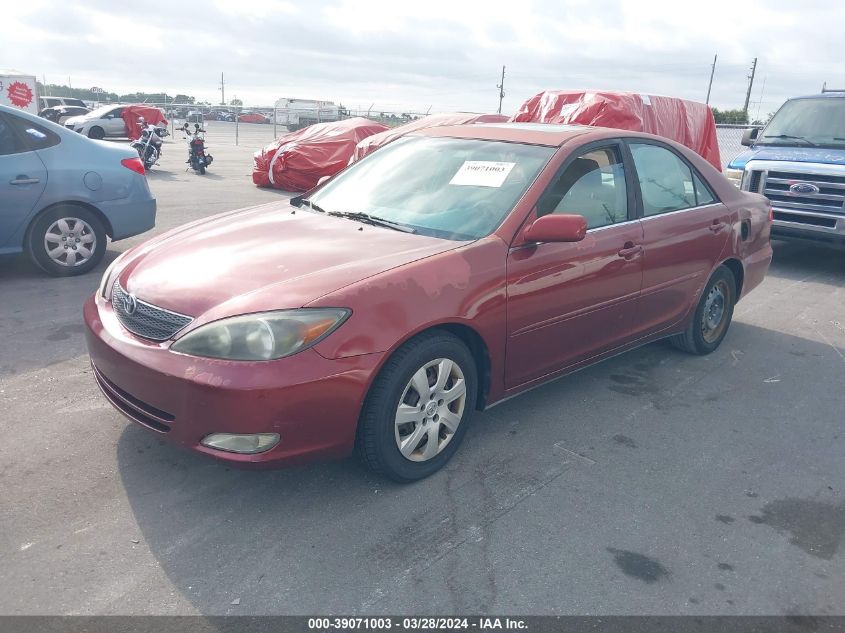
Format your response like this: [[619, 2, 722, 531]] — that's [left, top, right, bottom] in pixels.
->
[[274, 98, 340, 130], [0, 70, 39, 114]]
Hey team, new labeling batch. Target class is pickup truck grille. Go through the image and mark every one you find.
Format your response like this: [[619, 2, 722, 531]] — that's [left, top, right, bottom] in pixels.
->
[[763, 171, 845, 216]]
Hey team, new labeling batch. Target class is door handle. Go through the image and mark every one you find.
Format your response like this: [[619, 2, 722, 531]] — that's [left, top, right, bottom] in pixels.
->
[[709, 220, 728, 233], [617, 243, 643, 259], [10, 177, 40, 185]]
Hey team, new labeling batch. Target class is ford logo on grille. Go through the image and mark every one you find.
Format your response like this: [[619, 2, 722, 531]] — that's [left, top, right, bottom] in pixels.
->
[[789, 182, 820, 195], [122, 293, 138, 316]]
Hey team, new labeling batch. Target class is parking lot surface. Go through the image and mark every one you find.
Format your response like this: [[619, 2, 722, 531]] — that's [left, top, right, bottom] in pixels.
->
[[1, 124, 843, 616]]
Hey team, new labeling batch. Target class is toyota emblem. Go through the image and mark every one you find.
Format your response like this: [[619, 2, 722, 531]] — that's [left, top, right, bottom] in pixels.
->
[[122, 293, 138, 315]]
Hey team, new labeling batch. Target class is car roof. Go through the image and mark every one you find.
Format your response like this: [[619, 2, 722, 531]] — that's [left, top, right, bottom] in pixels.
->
[[787, 92, 845, 101], [416, 121, 643, 147]]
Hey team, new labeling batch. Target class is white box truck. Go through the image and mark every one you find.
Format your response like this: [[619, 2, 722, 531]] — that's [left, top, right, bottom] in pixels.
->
[[274, 98, 341, 131], [0, 70, 39, 114]]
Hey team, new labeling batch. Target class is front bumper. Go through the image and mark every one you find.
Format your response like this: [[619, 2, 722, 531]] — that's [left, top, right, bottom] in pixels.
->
[[84, 294, 383, 467], [771, 213, 845, 247]]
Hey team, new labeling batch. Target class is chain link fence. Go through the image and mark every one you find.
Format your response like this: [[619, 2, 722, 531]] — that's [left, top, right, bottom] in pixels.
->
[[114, 100, 763, 168], [715, 124, 762, 169]]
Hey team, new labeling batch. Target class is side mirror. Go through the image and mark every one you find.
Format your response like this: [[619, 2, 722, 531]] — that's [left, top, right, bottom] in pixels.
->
[[741, 127, 759, 147], [523, 213, 587, 243]]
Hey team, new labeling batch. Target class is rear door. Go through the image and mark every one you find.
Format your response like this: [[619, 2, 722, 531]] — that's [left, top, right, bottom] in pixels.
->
[[505, 141, 644, 388], [0, 112, 48, 251], [626, 140, 731, 335]]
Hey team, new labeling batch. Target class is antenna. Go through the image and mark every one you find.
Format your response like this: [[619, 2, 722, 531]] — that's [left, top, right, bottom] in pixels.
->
[[497, 66, 506, 114]]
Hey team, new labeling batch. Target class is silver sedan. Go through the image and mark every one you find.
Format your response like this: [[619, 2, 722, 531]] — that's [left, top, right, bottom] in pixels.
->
[[0, 104, 156, 276]]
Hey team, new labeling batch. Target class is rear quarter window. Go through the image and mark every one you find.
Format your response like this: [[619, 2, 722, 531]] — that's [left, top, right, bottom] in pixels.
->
[[6, 114, 61, 151]]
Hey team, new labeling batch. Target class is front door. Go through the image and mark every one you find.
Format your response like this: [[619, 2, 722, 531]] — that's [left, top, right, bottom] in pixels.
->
[[0, 113, 47, 251], [505, 143, 644, 389], [626, 141, 732, 335]]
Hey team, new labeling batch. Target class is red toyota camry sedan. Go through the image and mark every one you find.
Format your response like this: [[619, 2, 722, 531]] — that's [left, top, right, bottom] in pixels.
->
[[84, 123, 772, 481]]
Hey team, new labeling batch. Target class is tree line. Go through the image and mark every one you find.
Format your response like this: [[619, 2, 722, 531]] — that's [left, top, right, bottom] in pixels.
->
[[36, 83, 202, 105]]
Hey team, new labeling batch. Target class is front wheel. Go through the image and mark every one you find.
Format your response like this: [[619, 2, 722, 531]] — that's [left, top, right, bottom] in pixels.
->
[[670, 265, 737, 355], [88, 126, 105, 140], [356, 331, 477, 482], [144, 147, 159, 169], [28, 206, 107, 277]]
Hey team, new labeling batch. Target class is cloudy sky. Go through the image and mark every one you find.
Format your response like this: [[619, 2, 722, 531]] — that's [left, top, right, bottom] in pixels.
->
[[3, 0, 843, 117]]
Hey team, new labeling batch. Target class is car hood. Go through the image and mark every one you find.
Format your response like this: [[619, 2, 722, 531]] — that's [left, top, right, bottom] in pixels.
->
[[117, 203, 460, 324], [729, 146, 845, 169]]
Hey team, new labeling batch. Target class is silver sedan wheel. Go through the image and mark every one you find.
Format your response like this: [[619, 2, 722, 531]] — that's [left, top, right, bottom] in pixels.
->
[[394, 358, 467, 462], [44, 218, 97, 267]]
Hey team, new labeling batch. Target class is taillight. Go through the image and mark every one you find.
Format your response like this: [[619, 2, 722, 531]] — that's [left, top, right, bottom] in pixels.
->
[[121, 157, 145, 176]]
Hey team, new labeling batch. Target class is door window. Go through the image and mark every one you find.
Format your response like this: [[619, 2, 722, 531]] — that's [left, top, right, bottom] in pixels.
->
[[539, 147, 628, 229], [0, 115, 29, 155], [629, 143, 698, 215]]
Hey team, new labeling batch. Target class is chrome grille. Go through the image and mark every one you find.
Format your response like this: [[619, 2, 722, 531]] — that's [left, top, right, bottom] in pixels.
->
[[763, 171, 845, 215], [111, 281, 193, 341]]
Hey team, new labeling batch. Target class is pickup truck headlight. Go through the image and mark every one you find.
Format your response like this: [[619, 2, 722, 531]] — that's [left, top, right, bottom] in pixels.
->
[[725, 168, 743, 189], [170, 308, 350, 361]]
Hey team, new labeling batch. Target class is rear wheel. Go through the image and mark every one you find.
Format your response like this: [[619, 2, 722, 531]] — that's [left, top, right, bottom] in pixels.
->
[[356, 331, 477, 482], [88, 126, 105, 140], [28, 206, 106, 277], [671, 265, 736, 355]]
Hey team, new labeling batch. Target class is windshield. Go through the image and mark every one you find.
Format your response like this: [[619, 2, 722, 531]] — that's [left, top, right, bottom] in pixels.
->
[[85, 105, 119, 118], [760, 98, 845, 147], [305, 136, 555, 240]]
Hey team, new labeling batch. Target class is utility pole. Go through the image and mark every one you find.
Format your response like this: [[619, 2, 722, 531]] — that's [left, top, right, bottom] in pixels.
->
[[743, 57, 758, 117], [219, 72, 225, 105], [705, 54, 717, 105], [497, 65, 506, 114]]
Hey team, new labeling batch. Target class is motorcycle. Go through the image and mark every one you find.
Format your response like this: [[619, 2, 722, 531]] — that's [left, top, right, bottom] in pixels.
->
[[130, 120, 169, 170], [183, 123, 213, 175]]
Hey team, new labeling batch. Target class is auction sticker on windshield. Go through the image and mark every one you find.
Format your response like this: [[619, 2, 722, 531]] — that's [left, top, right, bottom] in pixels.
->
[[449, 161, 515, 187]]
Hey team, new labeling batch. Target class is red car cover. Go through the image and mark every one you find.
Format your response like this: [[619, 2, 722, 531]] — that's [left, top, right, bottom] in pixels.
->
[[511, 90, 722, 171], [350, 112, 509, 163], [122, 105, 168, 140], [253, 117, 389, 192]]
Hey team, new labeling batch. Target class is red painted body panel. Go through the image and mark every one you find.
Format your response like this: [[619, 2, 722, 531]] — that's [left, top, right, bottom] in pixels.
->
[[84, 124, 772, 468]]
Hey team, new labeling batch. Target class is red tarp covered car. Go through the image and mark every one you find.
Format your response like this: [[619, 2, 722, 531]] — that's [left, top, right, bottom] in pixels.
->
[[253, 117, 389, 192], [121, 105, 167, 141], [511, 90, 722, 171], [350, 112, 509, 163]]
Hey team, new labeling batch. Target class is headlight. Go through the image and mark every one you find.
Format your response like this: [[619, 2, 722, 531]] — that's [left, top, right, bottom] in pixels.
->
[[99, 254, 127, 298], [725, 168, 743, 189], [170, 308, 350, 361]]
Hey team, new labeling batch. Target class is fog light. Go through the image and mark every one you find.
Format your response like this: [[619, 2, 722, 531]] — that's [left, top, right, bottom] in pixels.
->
[[201, 433, 280, 454]]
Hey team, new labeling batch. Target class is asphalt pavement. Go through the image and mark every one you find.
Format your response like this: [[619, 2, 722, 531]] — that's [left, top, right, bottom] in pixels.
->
[[1, 122, 843, 615]]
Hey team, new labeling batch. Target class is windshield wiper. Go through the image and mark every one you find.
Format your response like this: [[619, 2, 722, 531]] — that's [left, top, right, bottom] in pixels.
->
[[327, 211, 416, 233], [762, 134, 819, 147]]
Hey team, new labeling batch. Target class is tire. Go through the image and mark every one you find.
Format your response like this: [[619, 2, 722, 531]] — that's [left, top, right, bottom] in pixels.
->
[[198, 164, 206, 175], [670, 265, 737, 355], [356, 331, 478, 482], [88, 126, 105, 140], [144, 147, 158, 169], [28, 206, 107, 277]]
